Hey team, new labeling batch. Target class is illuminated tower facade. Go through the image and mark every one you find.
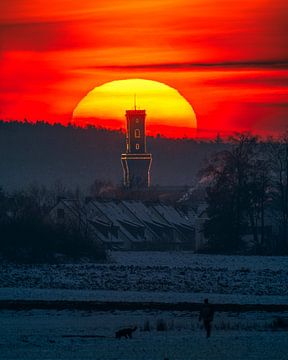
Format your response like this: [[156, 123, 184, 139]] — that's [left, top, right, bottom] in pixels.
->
[[121, 109, 152, 188]]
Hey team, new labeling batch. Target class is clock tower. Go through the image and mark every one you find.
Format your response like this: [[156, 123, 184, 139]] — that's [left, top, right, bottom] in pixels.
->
[[121, 109, 152, 188]]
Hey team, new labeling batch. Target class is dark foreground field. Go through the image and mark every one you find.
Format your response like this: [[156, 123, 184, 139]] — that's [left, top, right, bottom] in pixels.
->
[[1, 308, 287, 360], [1, 252, 287, 359]]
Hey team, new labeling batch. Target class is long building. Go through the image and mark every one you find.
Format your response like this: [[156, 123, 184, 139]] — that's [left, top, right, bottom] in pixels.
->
[[48, 199, 198, 251]]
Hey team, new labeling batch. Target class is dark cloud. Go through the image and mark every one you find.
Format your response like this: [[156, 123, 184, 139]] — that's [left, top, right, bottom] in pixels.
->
[[80, 60, 288, 71], [202, 73, 288, 88]]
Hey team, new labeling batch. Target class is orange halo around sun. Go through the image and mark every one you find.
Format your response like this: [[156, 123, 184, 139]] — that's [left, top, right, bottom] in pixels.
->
[[72, 79, 197, 138]]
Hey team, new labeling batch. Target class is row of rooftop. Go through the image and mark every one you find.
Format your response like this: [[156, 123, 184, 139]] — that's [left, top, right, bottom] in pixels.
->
[[48, 199, 207, 251]]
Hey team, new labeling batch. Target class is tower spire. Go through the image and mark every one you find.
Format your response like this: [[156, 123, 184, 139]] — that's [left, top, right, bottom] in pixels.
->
[[134, 94, 136, 110]]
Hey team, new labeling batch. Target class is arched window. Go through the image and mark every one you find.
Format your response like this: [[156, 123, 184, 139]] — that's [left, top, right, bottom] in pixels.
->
[[136, 143, 140, 150], [135, 129, 140, 138]]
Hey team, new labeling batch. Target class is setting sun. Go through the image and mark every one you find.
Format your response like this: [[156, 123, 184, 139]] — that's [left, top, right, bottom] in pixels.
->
[[72, 79, 197, 138]]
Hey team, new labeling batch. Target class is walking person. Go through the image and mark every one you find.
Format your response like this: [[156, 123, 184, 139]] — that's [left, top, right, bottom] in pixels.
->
[[199, 298, 214, 338]]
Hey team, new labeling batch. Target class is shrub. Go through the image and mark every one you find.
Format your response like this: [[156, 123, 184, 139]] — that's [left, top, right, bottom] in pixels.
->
[[271, 317, 288, 329], [0, 219, 107, 263], [156, 319, 167, 331]]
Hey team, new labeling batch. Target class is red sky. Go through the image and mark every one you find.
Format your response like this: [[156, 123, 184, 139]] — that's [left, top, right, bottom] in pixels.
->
[[0, 0, 287, 138]]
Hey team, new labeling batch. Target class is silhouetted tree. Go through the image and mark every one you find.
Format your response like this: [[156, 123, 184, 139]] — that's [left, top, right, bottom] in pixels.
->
[[246, 156, 271, 251], [0, 120, 227, 190], [214, 133, 223, 144], [201, 133, 259, 252], [267, 131, 288, 251], [0, 186, 107, 263]]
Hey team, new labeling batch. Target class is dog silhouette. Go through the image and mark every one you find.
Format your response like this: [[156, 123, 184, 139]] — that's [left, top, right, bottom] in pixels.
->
[[115, 326, 137, 339]]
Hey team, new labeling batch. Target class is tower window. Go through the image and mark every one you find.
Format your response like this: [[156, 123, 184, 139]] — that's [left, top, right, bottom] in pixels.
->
[[135, 129, 140, 138], [136, 143, 140, 150]]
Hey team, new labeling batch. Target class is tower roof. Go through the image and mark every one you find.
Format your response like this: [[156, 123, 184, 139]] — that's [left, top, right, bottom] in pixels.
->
[[125, 109, 146, 116]]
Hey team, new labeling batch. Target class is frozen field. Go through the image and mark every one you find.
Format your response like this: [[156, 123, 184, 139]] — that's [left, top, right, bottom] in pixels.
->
[[1, 309, 288, 360], [0, 252, 287, 304], [1, 252, 288, 359]]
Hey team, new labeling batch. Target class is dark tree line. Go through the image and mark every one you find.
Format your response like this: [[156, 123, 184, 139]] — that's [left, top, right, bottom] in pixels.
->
[[201, 132, 288, 254], [0, 186, 107, 263], [0, 120, 226, 190]]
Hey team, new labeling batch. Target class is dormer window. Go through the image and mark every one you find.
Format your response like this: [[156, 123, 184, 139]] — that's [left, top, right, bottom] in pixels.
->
[[135, 129, 140, 138]]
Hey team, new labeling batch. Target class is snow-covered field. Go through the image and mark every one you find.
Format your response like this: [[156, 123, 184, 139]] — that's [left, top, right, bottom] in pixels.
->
[[1, 309, 287, 360], [1, 252, 288, 359], [0, 252, 287, 304]]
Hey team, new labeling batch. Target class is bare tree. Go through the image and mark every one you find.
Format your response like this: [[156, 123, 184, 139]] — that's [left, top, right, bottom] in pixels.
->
[[267, 131, 288, 251], [246, 156, 271, 250], [201, 133, 259, 252]]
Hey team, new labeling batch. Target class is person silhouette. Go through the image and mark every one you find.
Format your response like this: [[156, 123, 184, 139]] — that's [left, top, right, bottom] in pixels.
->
[[199, 298, 214, 338]]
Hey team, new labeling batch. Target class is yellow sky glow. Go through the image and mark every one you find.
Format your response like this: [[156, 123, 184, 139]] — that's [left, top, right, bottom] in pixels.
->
[[73, 79, 197, 131]]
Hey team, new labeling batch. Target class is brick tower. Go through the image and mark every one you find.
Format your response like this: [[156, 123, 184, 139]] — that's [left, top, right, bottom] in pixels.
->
[[121, 108, 152, 188]]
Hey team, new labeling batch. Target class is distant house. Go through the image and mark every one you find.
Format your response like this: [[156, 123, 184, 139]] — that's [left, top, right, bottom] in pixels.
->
[[47, 198, 199, 251], [47, 198, 124, 250], [47, 198, 87, 231]]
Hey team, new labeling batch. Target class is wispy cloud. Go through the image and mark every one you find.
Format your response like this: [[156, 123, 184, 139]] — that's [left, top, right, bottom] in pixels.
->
[[80, 60, 288, 71]]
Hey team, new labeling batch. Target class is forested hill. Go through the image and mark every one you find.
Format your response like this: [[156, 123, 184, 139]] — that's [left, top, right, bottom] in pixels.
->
[[0, 121, 226, 190]]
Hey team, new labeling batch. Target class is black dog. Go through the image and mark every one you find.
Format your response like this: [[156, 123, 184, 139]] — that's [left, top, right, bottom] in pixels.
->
[[115, 326, 137, 339]]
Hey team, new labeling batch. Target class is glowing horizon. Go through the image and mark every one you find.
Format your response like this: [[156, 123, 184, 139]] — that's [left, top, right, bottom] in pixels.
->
[[73, 79, 197, 137], [1, 0, 287, 138]]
